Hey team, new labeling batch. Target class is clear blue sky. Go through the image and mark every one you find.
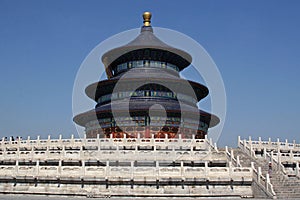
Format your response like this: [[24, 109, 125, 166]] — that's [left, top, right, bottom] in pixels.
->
[[0, 0, 299, 146]]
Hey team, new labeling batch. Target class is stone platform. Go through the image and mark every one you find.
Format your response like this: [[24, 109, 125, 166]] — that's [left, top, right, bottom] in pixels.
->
[[0, 135, 254, 198]]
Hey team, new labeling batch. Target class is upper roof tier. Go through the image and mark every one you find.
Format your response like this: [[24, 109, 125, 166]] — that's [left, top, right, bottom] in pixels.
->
[[102, 12, 192, 79]]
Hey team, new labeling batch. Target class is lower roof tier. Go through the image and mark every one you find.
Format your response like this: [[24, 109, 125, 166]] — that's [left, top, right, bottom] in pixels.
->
[[73, 98, 219, 128]]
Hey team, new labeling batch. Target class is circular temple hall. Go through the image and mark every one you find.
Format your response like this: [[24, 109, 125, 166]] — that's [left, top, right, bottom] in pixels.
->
[[73, 12, 219, 139]]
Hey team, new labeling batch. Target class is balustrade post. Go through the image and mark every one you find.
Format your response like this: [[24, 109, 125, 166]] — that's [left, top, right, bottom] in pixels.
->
[[296, 162, 300, 177], [204, 161, 208, 178], [230, 149, 234, 162], [123, 133, 126, 144], [15, 160, 19, 176], [36, 160, 40, 177], [71, 134, 74, 145], [214, 142, 218, 152], [277, 138, 280, 150], [27, 136, 30, 144], [229, 161, 233, 178], [47, 135, 51, 143], [131, 161, 134, 180], [237, 155, 240, 167], [263, 147, 267, 159], [62, 145, 66, 157], [238, 136, 241, 146], [46, 146, 50, 158], [156, 160, 159, 180], [250, 141, 253, 157], [290, 149, 293, 160], [97, 134, 101, 152], [109, 133, 112, 143], [270, 151, 274, 168], [251, 162, 255, 169], [266, 173, 270, 191], [106, 161, 110, 180], [82, 160, 85, 178], [37, 135, 40, 144], [58, 160, 62, 177], [258, 167, 262, 183], [277, 148, 281, 170]]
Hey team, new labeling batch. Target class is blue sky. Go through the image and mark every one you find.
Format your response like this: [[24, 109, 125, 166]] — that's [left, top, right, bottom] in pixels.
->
[[0, 0, 299, 146]]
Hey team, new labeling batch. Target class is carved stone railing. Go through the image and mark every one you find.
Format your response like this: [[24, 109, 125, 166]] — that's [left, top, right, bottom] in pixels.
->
[[225, 146, 241, 167], [0, 162, 252, 184], [0, 134, 224, 162], [251, 162, 276, 199], [237, 137, 277, 199], [237, 136, 300, 176], [1, 134, 211, 150]]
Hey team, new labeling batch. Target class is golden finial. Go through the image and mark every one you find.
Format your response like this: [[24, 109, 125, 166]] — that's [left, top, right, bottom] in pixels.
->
[[143, 12, 152, 26]]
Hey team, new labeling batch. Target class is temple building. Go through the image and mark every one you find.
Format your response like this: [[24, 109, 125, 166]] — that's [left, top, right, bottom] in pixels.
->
[[73, 12, 219, 139]]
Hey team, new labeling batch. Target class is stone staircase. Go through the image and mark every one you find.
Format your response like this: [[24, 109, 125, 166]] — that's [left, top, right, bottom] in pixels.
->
[[270, 172, 300, 198], [233, 148, 300, 199], [232, 148, 273, 198]]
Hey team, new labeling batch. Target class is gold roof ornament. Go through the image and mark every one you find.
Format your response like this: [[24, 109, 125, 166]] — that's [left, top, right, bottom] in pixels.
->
[[143, 12, 152, 27]]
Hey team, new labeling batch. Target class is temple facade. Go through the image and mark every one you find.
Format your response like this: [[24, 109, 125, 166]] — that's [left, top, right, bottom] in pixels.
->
[[73, 12, 219, 139]]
